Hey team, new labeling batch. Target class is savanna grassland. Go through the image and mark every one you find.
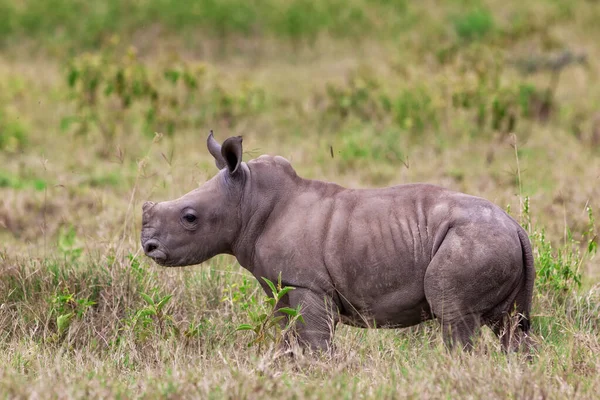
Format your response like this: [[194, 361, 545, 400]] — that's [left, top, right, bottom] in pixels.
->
[[1, 0, 600, 398]]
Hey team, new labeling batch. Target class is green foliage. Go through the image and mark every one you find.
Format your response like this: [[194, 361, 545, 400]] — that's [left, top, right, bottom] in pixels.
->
[[452, 9, 495, 42], [336, 128, 406, 169], [221, 277, 259, 312], [131, 289, 175, 341], [452, 82, 550, 133], [0, 170, 45, 191], [587, 206, 598, 255], [530, 205, 596, 302], [272, 0, 368, 42], [324, 67, 388, 121], [64, 44, 265, 153], [49, 287, 96, 339], [0, 0, 413, 52], [57, 225, 83, 263], [394, 86, 438, 133], [322, 68, 437, 135], [235, 274, 304, 351], [533, 228, 582, 298], [0, 109, 27, 152], [322, 57, 556, 142]]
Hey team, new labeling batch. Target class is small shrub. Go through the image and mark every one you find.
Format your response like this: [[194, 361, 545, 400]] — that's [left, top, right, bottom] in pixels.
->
[[452, 78, 553, 134], [132, 289, 175, 340], [0, 109, 28, 152], [324, 67, 389, 121], [64, 43, 265, 154], [452, 9, 495, 42], [533, 228, 582, 297], [393, 86, 438, 133], [48, 288, 96, 340], [336, 128, 406, 168], [57, 225, 83, 263], [235, 274, 304, 351], [531, 204, 597, 303]]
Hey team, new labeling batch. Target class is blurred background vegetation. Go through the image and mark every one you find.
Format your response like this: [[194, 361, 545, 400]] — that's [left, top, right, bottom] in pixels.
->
[[1, 0, 600, 398]]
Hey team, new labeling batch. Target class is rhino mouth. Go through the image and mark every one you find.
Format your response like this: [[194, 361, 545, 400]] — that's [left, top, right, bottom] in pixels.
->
[[147, 249, 168, 265], [142, 238, 170, 266]]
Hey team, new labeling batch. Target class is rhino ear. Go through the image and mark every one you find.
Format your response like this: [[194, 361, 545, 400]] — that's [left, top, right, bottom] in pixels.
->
[[221, 136, 243, 174], [207, 131, 226, 170]]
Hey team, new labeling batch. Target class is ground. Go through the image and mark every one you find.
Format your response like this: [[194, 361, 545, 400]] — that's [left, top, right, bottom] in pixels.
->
[[0, 0, 599, 398]]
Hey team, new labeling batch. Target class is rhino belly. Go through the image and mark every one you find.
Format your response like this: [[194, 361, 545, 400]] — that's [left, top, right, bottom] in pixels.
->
[[339, 295, 433, 329], [332, 260, 433, 329]]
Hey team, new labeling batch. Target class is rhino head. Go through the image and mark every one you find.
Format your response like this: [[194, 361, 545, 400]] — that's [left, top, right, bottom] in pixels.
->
[[140, 132, 245, 267]]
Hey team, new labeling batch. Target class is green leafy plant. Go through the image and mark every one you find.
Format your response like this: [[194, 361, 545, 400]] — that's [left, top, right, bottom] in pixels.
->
[[57, 225, 83, 263], [0, 109, 28, 152], [452, 9, 495, 42], [49, 288, 96, 339], [394, 86, 438, 134], [324, 67, 390, 122], [132, 289, 175, 341], [531, 205, 597, 302], [221, 276, 259, 312], [235, 274, 304, 351], [335, 127, 407, 171], [64, 44, 265, 154]]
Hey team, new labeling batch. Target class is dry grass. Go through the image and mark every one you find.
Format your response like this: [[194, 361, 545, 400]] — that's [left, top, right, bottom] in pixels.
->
[[1, 0, 600, 398]]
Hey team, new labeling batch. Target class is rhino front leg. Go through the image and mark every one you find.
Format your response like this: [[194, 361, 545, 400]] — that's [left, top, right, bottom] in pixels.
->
[[286, 288, 339, 353]]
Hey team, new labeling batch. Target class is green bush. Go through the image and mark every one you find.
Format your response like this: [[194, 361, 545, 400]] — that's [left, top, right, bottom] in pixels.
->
[[0, 109, 27, 152], [324, 68, 388, 121], [335, 128, 406, 169], [452, 9, 495, 42], [394, 86, 438, 133], [63, 45, 265, 153], [0, 0, 415, 51]]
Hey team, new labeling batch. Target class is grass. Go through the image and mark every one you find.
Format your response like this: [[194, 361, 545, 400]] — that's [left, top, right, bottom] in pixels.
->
[[1, 0, 600, 398]]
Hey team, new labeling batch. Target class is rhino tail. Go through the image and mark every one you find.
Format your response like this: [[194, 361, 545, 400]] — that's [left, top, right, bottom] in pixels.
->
[[515, 226, 535, 333]]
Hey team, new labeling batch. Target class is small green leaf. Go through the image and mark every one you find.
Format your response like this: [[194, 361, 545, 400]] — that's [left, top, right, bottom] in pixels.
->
[[140, 292, 154, 306], [269, 316, 285, 326], [278, 307, 299, 317], [236, 324, 253, 331], [265, 298, 276, 308], [156, 295, 172, 312], [257, 313, 268, 323], [164, 70, 180, 84], [67, 69, 79, 87], [262, 277, 277, 297], [57, 313, 74, 333], [60, 116, 79, 132], [277, 286, 295, 301], [137, 309, 156, 318]]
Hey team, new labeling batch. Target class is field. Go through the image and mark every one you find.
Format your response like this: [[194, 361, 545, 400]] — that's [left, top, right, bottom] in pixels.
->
[[1, 0, 600, 398]]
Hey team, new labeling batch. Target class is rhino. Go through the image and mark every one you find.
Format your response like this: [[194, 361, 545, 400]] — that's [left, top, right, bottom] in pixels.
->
[[141, 132, 535, 352]]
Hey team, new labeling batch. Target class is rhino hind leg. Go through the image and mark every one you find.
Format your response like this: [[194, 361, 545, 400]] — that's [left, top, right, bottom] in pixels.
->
[[441, 313, 482, 351], [424, 226, 524, 351], [489, 313, 533, 354]]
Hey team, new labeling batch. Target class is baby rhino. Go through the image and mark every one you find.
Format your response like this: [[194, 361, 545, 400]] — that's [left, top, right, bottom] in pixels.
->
[[141, 133, 535, 352]]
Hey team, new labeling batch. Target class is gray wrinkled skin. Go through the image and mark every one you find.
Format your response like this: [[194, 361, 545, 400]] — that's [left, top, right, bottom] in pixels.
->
[[141, 133, 535, 352]]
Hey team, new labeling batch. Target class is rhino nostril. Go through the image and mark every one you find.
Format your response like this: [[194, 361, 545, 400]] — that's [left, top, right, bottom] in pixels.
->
[[144, 240, 159, 254]]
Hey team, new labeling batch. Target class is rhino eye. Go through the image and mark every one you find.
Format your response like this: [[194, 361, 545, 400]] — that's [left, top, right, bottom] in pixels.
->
[[183, 213, 197, 223], [180, 209, 198, 228]]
